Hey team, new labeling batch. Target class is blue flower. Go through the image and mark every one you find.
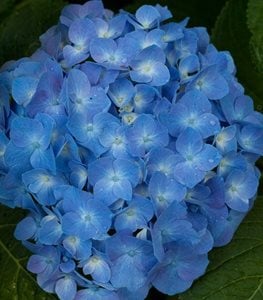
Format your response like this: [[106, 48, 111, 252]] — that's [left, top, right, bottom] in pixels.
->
[[67, 68, 111, 115], [185, 176, 228, 221], [95, 14, 127, 39], [178, 54, 200, 83], [151, 201, 201, 261], [38, 211, 62, 245], [225, 168, 258, 212], [9, 114, 56, 172], [88, 157, 141, 205], [150, 244, 209, 295], [106, 234, 157, 291], [114, 195, 154, 232], [63, 18, 96, 67], [99, 123, 129, 158], [126, 29, 167, 51], [174, 128, 222, 188], [108, 78, 135, 108], [187, 65, 229, 100], [61, 187, 112, 239], [130, 45, 170, 86], [159, 90, 220, 138], [22, 168, 66, 205], [149, 172, 186, 215], [132, 84, 156, 114], [126, 114, 169, 157], [26, 59, 65, 117], [80, 251, 111, 283], [67, 112, 118, 157], [12, 76, 39, 106], [27, 246, 60, 278], [215, 125, 237, 154], [217, 151, 247, 177], [237, 124, 263, 155], [146, 147, 182, 179], [90, 37, 138, 69], [55, 275, 77, 300], [131, 5, 161, 30], [63, 235, 92, 261], [220, 94, 256, 124]]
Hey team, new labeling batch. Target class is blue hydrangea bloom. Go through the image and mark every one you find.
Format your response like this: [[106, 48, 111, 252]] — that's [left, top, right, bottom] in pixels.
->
[[174, 128, 222, 188], [88, 157, 141, 204], [0, 1, 262, 299], [159, 90, 220, 137], [61, 187, 112, 239]]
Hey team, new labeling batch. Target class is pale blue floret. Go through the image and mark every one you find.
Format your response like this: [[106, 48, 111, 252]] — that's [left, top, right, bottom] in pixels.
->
[[159, 90, 221, 138], [225, 167, 259, 212], [130, 45, 170, 86], [126, 114, 169, 157], [114, 195, 154, 231], [174, 128, 222, 188], [88, 157, 141, 205], [61, 187, 112, 239], [149, 172, 187, 215], [106, 234, 157, 291], [187, 65, 229, 100], [63, 18, 96, 67], [108, 78, 135, 108]]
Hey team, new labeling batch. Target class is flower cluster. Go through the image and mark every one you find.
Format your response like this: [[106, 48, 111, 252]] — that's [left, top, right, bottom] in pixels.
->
[[0, 1, 262, 299]]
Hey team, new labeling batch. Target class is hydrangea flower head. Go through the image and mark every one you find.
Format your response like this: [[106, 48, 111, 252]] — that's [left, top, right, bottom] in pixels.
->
[[0, 1, 262, 299]]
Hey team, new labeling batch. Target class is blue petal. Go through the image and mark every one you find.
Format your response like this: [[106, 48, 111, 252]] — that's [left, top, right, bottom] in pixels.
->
[[197, 113, 220, 138], [174, 161, 205, 188], [27, 255, 47, 274], [112, 179, 133, 201], [63, 45, 90, 67], [14, 216, 37, 240], [68, 18, 96, 47], [179, 54, 200, 82], [188, 65, 229, 100], [83, 256, 111, 283], [10, 117, 44, 148], [88, 157, 114, 185], [176, 128, 203, 158], [238, 124, 263, 155], [195, 144, 222, 171], [55, 277, 77, 300], [151, 261, 192, 295], [12, 76, 39, 105], [30, 147, 56, 172], [68, 69, 91, 101], [179, 90, 211, 114], [135, 5, 161, 29], [90, 38, 117, 63], [62, 211, 96, 238], [93, 178, 116, 205], [114, 158, 141, 186], [111, 255, 147, 291], [38, 216, 62, 245], [109, 78, 135, 108]]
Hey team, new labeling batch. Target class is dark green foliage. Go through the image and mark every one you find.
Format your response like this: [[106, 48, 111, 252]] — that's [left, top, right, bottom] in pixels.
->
[[0, 205, 57, 299], [0, 0, 65, 66]]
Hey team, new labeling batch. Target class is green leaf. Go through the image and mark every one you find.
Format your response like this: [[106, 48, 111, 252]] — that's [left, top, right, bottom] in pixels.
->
[[177, 196, 263, 300], [0, 0, 20, 20], [0, 204, 56, 299], [211, 0, 263, 111], [125, 0, 227, 31], [0, 0, 65, 66], [247, 0, 263, 73]]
